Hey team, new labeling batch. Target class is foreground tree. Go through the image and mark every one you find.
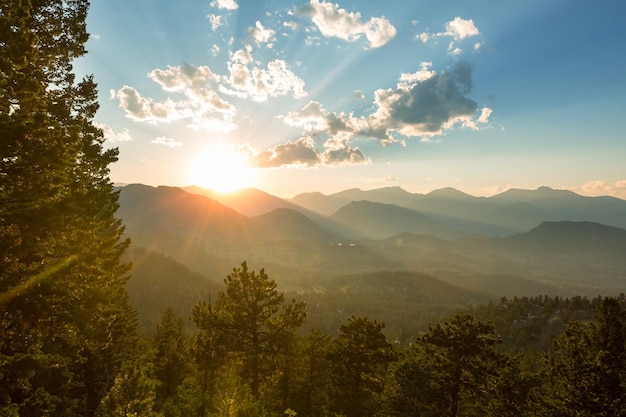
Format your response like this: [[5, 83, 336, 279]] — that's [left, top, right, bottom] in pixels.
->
[[0, 1, 136, 415], [192, 261, 306, 404], [535, 297, 626, 416], [329, 316, 396, 417], [153, 308, 191, 412], [386, 315, 504, 417]]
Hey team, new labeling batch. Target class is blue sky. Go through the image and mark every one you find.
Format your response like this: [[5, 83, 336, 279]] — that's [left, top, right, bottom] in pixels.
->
[[75, 0, 626, 198]]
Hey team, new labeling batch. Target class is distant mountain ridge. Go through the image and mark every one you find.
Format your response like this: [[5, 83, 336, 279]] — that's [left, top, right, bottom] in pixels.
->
[[291, 185, 626, 236], [117, 184, 626, 298]]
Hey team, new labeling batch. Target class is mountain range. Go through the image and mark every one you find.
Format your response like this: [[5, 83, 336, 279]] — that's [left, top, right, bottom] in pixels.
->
[[117, 184, 626, 329]]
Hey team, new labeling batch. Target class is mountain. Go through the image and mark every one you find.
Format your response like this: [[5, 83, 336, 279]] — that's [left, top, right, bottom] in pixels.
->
[[126, 247, 220, 332], [504, 221, 626, 258], [290, 186, 420, 216], [184, 185, 299, 217], [332, 186, 420, 207], [406, 186, 626, 236], [289, 191, 353, 216], [490, 187, 626, 229], [329, 200, 463, 240], [116, 184, 626, 298], [249, 208, 338, 242], [118, 184, 248, 245]]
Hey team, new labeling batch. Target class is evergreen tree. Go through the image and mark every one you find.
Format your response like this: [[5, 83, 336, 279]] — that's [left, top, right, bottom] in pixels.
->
[[192, 261, 306, 402], [416, 314, 504, 417], [329, 316, 396, 417], [0, 1, 136, 415], [535, 297, 626, 416], [153, 308, 191, 411]]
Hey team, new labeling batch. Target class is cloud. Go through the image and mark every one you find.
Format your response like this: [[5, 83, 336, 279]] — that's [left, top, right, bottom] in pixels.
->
[[364, 61, 482, 141], [296, 0, 396, 48], [244, 134, 369, 168], [282, 100, 358, 134], [116, 81, 236, 132], [117, 86, 182, 123], [250, 137, 322, 168], [399, 61, 437, 85], [117, 44, 307, 130], [445, 17, 480, 40], [151, 137, 183, 147], [322, 135, 369, 165], [210, 0, 237, 10], [417, 16, 481, 55], [277, 61, 489, 147], [149, 63, 220, 92], [572, 180, 626, 199], [207, 14, 223, 31], [249, 21, 275, 44], [95, 123, 132, 143], [221, 46, 307, 101]]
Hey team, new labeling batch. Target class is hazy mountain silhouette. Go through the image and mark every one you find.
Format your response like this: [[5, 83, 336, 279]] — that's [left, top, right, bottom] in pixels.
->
[[504, 221, 626, 257], [117, 184, 626, 297], [329, 200, 464, 240], [291, 186, 420, 216], [184, 185, 301, 217], [291, 185, 626, 236]]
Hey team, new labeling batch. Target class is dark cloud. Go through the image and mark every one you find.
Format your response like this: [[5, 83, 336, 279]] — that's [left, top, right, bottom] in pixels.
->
[[366, 61, 479, 139]]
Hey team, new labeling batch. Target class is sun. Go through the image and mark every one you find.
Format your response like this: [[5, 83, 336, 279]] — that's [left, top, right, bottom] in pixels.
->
[[187, 144, 256, 193]]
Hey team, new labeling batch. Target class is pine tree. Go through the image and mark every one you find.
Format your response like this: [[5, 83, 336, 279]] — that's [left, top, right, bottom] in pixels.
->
[[0, 1, 136, 415], [329, 316, 396, 417], [153, 308, 191, 409], [417, 314, 504, 417], [192, 261, 306, 401]]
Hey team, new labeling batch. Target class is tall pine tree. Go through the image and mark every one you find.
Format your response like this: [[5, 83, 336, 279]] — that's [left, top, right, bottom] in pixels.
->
[[0, 1, 137, 416]]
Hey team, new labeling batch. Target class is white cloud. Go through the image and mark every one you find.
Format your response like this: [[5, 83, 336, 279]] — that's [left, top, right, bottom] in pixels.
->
[[207, 14, 223, 31], [297, 0, 396, 48], [417, 16, 481, 56], [249, 21, 275, 44], [149, 63, 220, 92], [282, 100, 358, 134], [572, 180, 626, 199], [477, 107, 492, 124], [117, 86, 183, 123], [445, 17, 480, 40], [222, 46, 307, 101], [364, 16, 397, 48], [95, 123, 132, 143], [151, 137, 183, 147], [210, 0, 237, 10], [117, 73, 237, 132], [399, 62, 436, 86]]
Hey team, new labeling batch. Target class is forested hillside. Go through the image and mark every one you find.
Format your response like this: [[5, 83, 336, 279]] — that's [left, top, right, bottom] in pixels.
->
[[127, 262, 626, 417]]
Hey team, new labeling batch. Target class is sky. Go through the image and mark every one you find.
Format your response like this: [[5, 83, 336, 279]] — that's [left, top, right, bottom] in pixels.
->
[[75, 0, 626, 199]]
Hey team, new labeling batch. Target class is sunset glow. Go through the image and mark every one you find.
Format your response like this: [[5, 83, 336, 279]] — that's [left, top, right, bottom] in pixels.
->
[[188, 145, 255, 193]]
